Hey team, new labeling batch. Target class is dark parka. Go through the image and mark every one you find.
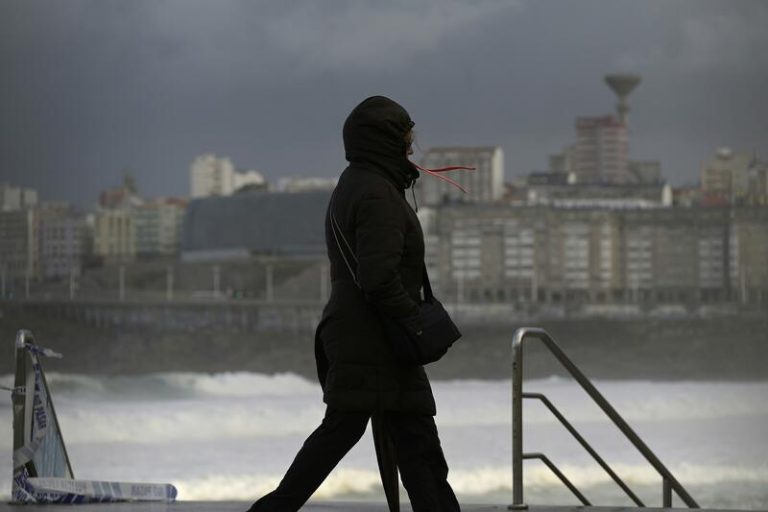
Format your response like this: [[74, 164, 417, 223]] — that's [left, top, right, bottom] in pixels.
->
[[315, 96, 436, 416]]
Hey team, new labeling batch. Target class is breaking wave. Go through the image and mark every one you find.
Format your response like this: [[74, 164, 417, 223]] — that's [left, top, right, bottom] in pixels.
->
[[2, 373, 767, 508]]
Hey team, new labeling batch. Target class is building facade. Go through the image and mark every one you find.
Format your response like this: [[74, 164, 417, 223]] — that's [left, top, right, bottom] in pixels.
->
[[418, 146, 504, 205], [190, 154, 237, 198], [573, 116, 629, 184], [91, 209, 136, 262], [427, 203, 768, 309], [134, 198, 187, 257], [0, 209, 39, 286], [39, 214, 89, 278]]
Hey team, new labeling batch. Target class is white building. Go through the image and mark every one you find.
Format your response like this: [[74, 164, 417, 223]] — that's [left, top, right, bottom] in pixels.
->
[[1, 183, 38, 211], [190, 154, 236, 198], [40, 214, 88, 278], [418, 146, 504, 205], [190, 154, 269, 198]]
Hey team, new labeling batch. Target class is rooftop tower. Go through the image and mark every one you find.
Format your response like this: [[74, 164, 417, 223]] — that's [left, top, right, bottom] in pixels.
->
[[604, 73, 641, 125]]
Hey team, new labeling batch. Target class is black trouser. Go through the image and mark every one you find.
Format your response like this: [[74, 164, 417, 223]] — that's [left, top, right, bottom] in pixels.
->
[[246, 406, 460, 512]]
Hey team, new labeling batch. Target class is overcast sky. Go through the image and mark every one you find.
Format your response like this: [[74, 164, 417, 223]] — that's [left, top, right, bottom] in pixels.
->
[[1, 0, 766, 207]]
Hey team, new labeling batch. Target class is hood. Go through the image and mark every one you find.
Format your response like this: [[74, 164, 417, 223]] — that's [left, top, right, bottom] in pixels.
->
[[343, 96, 419, 190]]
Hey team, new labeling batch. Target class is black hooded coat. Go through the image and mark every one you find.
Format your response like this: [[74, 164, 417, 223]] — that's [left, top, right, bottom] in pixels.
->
[[315, 96, 436, 416]]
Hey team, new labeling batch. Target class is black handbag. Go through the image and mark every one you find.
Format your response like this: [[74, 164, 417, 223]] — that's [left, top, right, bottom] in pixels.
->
[[329, 193, 461, 366]]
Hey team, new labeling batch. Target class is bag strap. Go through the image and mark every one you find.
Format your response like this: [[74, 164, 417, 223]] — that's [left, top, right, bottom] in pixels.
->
[[329, 189, 433, 301], [329, 190, 361, 289], [421, 263, 434, 302]]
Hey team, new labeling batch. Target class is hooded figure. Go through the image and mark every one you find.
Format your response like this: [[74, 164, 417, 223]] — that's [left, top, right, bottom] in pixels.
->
[[246, 96, 459, 512]]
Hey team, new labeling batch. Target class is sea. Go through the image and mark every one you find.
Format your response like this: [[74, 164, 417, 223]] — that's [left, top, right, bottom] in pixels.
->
[[1, 372, 767, 509]]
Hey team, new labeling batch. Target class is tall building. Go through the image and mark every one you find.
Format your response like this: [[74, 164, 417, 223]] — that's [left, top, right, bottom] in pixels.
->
[[190, 154, 268, 198], [418, 146, 504, 205], [552, 74, 643, 185], [700, 148, 756, 205], [1, 183, 38, 211], [573, 116, 630, 184], [190, 154, 236, 198]]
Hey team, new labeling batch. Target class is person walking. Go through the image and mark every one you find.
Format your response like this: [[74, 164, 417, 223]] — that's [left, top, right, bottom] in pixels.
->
[[246, 96, 460, 512]]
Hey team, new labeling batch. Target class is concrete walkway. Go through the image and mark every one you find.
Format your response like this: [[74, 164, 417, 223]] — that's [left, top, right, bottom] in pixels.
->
[[0, 503, 749, 512]]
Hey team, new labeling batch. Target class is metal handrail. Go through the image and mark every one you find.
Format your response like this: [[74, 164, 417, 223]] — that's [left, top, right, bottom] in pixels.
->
[[522, 453, 591, 506], [510, 327, 699, 509], [522, 392, 645, 507]]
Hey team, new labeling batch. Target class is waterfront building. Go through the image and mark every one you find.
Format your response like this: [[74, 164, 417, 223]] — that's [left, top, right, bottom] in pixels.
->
[[428, 203, 768, 308], [418, 146, 504, 205], [180, 190, 331, 262], [0, 209, 40, 285], [39, 212, 88, 278], [134, 198, 188, 257], [91, 209, 136, 263]]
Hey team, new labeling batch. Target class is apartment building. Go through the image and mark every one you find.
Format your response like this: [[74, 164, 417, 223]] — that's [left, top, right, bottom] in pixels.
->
[[418, 146, 504, 205], [428, 203, 768, 306]]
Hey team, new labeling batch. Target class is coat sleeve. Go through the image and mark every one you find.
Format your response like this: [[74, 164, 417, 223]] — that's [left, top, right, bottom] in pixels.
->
[[354, 191, 420, 319]]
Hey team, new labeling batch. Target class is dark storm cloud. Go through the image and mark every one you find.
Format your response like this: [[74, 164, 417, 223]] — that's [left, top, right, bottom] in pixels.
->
[[1, 0, 766, 206]]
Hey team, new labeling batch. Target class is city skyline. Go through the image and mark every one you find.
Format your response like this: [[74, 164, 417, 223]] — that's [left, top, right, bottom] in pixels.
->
[[1, 1, 767, 207]]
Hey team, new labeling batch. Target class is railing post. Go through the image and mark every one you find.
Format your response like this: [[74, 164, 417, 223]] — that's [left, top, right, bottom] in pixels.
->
[[510, 329, 527, 509], [663, 477, 672, 507]]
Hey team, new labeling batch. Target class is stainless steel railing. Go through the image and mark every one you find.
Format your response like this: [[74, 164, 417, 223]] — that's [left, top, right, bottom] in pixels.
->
[[510, 327, 699, 509]]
